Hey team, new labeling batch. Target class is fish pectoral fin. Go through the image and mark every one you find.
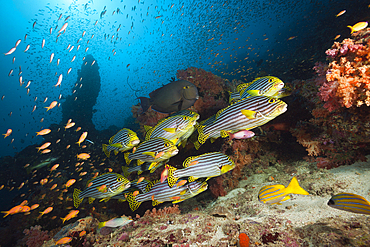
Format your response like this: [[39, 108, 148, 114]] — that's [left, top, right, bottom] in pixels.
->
[[163, 128, 176, 133], [148, 162, 158, 170], [99, 197, 111, 202], [178, 99, 183, 111], [246, 90, 260, 96], [142, 151, 156, 158], [241, 109, 256, 119], [110, 143, 122, 148]]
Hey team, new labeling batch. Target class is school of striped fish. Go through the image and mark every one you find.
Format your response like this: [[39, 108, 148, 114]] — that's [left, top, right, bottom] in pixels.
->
[[1, 3, 370, 246]]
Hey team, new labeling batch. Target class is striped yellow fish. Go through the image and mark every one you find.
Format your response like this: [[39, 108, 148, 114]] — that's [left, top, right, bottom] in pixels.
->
[[164, 152, 235, 187], [73, 173, 131, 208], [239, 76, 284, 99], [145, 111, 199, 146], [258, 176, 309, 204], [124, 137, 179, 171], [328, 193, 370, 215], [194, 96, 287, 149], [125, 179, 207, 211], [102, 128, 140, 157]]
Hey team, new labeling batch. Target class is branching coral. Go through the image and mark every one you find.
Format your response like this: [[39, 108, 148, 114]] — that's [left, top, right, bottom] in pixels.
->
[[21, 225, 51, 247]]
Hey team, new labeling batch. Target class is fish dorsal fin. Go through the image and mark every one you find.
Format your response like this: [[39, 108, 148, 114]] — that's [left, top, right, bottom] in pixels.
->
[[286, 177, 309, 195], [144, 125, 152, 132], [124, 152, 131, 165], [144, 179, 159, 192], [183, 156, 197, 168], [108, 134, 116, 144]]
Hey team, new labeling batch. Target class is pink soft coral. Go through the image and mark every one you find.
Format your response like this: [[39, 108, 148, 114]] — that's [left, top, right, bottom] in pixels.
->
[[21, 225, 51, 247]]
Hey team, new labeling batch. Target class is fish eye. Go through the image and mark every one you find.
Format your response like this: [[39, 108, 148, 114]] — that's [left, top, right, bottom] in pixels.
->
[[268, 78, 273, 83], [117, 177, 123, 182], [268, 98, 276, 103], [183, 116, 189, 120], [164, 142, 170, 147]]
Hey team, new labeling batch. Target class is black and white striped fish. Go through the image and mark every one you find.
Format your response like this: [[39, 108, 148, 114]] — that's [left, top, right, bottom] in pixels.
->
[[164, 152, 235, 187], [124, 137, 179, 171], [73, 173, 131, 208], [125, 179, 208, 211], [144, 111, 199, 146], [194, 96, 287, 149], [239, 76, 284, 99], [102, 128, 140, 157]]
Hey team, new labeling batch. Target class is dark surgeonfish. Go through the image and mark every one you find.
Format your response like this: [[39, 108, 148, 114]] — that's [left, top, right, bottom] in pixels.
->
[[138, 80, 199, 113]]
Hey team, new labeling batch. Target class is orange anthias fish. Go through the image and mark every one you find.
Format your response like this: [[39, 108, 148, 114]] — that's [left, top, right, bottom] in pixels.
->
[[65, 122, 75, 130], [348, 21, 368, 34], [37, 142, 51, 152], [61, 210, 79, 223], [39, 206, 53, 217], [76, 132, 88, 146], [3, 129, 12, 138], [55, 236, 72, 245], [50, 164, 59, 172], [45, 101, 58, 111], [1, 205, 24, 217], [65, 179, 76, 188], [36, 129, 51, 136], [77, 153, 90, 160]]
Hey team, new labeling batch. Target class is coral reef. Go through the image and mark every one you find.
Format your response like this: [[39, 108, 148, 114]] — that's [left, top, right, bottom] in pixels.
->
[[19, 225, 51, 247]]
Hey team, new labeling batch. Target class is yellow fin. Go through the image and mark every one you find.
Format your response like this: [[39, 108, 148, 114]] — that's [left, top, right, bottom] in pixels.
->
[[163, 128, 176, 133], [246, 90, 260, 96], [241, 109, 256, 119], [142, 151, 155, 158], [102, 144, 110, 158], [124, 152, 131, 165], [110, 143, 122, 148], [143, 125, 152, 132], [188, 176, 197, 182], [137, 160, 144, 166], [73, 189, 83, 208], [127, 192, 141, 211], [285, 177, 309, 196], [166, 165, 178, 188], [88, 197, 95, 204]]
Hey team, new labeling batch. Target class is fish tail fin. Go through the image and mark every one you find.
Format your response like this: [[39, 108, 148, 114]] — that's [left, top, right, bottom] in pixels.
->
[[73, 189, 83, 208], [195, 124, 209, 146], [122, 166, 130, 177], [347, 25, 354, 34], [75, 141, 81, 146], [137, 97, 150, 113], [45, 107, 50, 111], [286, 177, 309, 196], [60, 217, 66, 224], [193, 141, 201, 150], [102, 144, 110, 157], [167, 165, 178, 188], [124, 152, 131, 165], [1, 211, 9, 218], [97, 222, 105, 229], [126, 192, 141, 211]]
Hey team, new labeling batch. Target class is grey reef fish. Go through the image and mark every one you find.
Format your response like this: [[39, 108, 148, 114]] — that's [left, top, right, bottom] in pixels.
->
[[138, 80, 199, 113]]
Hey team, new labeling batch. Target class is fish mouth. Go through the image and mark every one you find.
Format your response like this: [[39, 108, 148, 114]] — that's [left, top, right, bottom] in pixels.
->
[[131, 139, 140, 145], [279, 104, 288, 113], [172, 149, 179, 155]]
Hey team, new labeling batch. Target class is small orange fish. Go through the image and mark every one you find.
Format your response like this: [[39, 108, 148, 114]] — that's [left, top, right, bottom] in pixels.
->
[[66, 145, 71, 149], [40, 178, 48, 185], [171, 196, 181, 200], [108, 168, 113, 172], [334, 34, 341, 40], [20, 200, 28, 206], [348, 21, 368, 34], [61, 210, 79, 223], [39, 207, 53, 217], [287, 36, 296, 41], [79, 171, 87, 176], [176, 180, 187, 187], [50, 164, 59, 172], [18, 182, 25, 190], [65, 122, 75, 130], [97, 184, 108, 193], [21, 206, 31, 213], [41, 149, 51, 154], [87, 182, 93, 187], [79, 231, 86, 237], [37, 142, 51, 152], [77, 153, 90, 160], [30, 204, 39, 210], [55, 237, 72, 245], [65, 179, 76, 188], [1, 205, 24, 217], [137, 177, 145, 184], [3, 129, 12, 138], [76, 132, 88, 146], [155, 151, 164, 159], [45, 101, 58, 111], [132, 190, 140, 197], [336, 10, 346, 17], [160, 165, 169, 183], [36, 129, 51, 136], [75, 127, 81, 132]]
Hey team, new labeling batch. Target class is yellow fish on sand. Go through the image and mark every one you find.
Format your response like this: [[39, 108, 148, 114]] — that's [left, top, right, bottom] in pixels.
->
[[258, 176, 309, 204]]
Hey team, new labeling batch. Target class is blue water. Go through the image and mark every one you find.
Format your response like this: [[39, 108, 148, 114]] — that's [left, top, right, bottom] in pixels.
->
[[0, 0, 358, 158]]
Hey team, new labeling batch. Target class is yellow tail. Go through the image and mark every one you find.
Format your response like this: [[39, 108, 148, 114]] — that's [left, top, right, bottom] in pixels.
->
[[126, 192, 141, 211], [166, 165, 179, 188], [286, 177, 309, 196], [102, 144, 111, 158], [73, 189, 83, 208]]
